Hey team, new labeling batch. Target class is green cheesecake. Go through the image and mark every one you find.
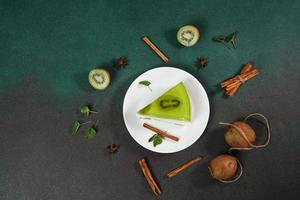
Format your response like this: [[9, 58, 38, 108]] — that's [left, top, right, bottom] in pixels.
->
[[138, 82, 191, 123]]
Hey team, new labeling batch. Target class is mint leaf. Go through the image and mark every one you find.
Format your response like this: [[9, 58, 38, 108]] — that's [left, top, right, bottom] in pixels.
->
[[139, 80, 151, 86], [80, 106, 91, 116], [80, 105, 97, 116], [148, 134, 163, 147], [213, 32, 237, 49], [72, 121, 81, 135], [83, 128, 97, 139], [148, 134, 156, 142], [212, 35, 226, 42], [225, 32, 237, 48], [153, 135, 163, 147], [225, 32, 237, 42]]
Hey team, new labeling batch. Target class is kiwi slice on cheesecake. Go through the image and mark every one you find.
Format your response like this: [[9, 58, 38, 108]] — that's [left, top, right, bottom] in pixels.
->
[[88, 68, 111, 90], [177, 25, 200, 47]]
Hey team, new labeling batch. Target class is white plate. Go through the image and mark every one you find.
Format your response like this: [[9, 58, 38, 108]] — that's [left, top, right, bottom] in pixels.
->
[[123, 67, 210, 153]]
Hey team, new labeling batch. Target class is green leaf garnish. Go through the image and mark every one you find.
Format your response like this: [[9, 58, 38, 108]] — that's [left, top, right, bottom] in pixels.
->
[[139, 80, 152, 91], [80, 105, 98, 116], [148, 134, 163, 147], [225, 32, 237, 48], [80, 106, 91, 116], [153, 135, 163, 147], [83, 128, 97, 139], [148, 134, 156, 142], [71, 121, 93, 135], [72, 121, 81, 135], [224, 33, 234, 42], [212, 35, 226, 42], [212, 31, 238, 49], [139, 80, 151, 86]]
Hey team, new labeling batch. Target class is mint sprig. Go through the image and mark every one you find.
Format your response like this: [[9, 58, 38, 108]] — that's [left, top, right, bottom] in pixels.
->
[[71, 120, 93, 135], [80, 105, 98, 116], [148, 134, 164, 147], [71, 105, 99, 139], [213, 31, 238, 49]]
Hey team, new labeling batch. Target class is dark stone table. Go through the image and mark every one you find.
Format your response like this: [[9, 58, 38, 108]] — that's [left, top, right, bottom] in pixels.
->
[[1, 0, 299, 199]]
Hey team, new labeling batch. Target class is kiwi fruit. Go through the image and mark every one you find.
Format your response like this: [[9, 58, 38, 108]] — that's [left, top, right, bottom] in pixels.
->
[[225, 121, 256, 148], [88, 68, 111, 90], [177, 25, 200, 47], [209, 154, 238, 181]]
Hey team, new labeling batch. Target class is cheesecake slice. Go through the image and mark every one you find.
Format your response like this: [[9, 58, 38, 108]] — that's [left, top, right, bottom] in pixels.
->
[[137, 82, 191, 124]]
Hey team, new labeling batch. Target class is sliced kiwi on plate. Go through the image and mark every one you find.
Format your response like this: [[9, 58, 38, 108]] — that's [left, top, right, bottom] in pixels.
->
[[88, 68, 111, 90], [177, 25, 200, 47]]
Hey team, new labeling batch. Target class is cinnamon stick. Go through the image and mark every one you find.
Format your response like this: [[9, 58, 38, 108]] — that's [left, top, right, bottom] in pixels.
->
[[142, 36, 169, 63], [220, 63, 260, 96], [241, 63, 253, 74], [139, 159, 162, 195], [167, 155, 203, 178], [221, 69, 259, 88], [140, 161, 156, 194], [227, 86, 240, 96], [143, 123, 179, 142]]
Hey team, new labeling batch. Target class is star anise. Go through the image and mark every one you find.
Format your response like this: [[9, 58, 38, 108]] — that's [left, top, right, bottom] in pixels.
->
[[107, 144, 119, 153], [197, 57, 208, 68], [115, 56, 127, 68]]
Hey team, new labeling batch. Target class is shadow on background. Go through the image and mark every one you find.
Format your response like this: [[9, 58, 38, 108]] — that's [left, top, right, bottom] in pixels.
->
[[73, 72, 95, 93], [190, 158, 215, 188], [164, 28, 183, 49]]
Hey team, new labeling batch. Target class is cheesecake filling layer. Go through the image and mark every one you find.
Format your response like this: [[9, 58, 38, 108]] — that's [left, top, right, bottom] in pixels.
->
[[138, 82, 191, 122]]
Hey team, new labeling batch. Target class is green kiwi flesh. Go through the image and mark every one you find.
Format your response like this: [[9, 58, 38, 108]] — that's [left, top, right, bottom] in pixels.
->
[[177, 25, 200, 47], [88, 68, 110, 90]]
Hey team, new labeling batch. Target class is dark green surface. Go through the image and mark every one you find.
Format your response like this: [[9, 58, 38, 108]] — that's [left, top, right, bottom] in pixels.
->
[[1, 0, 299, 199]]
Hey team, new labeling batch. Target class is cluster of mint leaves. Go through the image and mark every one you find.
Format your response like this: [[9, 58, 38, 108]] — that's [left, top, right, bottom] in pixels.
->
[[148, 134, 164, 147], [212, 31, 238, 49], [72, 105, 98, 139]]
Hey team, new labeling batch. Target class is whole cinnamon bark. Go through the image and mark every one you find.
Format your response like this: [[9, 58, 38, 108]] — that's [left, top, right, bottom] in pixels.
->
[[167, 155, 203, 178], [139, 158, 162, 195]]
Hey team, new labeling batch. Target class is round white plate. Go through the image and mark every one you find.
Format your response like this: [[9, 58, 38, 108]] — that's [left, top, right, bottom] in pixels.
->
[[123, 67, 210, 153]]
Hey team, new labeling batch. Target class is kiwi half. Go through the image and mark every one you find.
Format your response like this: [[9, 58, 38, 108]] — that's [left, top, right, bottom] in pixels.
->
[[88, 68, 111, 90], [177, 25, 200, 47]]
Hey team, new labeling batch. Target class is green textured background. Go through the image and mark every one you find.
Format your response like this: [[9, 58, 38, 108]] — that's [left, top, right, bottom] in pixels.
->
[[0, 0, 299, 199]]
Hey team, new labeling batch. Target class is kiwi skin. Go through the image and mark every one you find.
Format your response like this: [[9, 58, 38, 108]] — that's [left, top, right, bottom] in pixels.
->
[[225, 121, 256, 148], [209, 154, 238, 181]]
